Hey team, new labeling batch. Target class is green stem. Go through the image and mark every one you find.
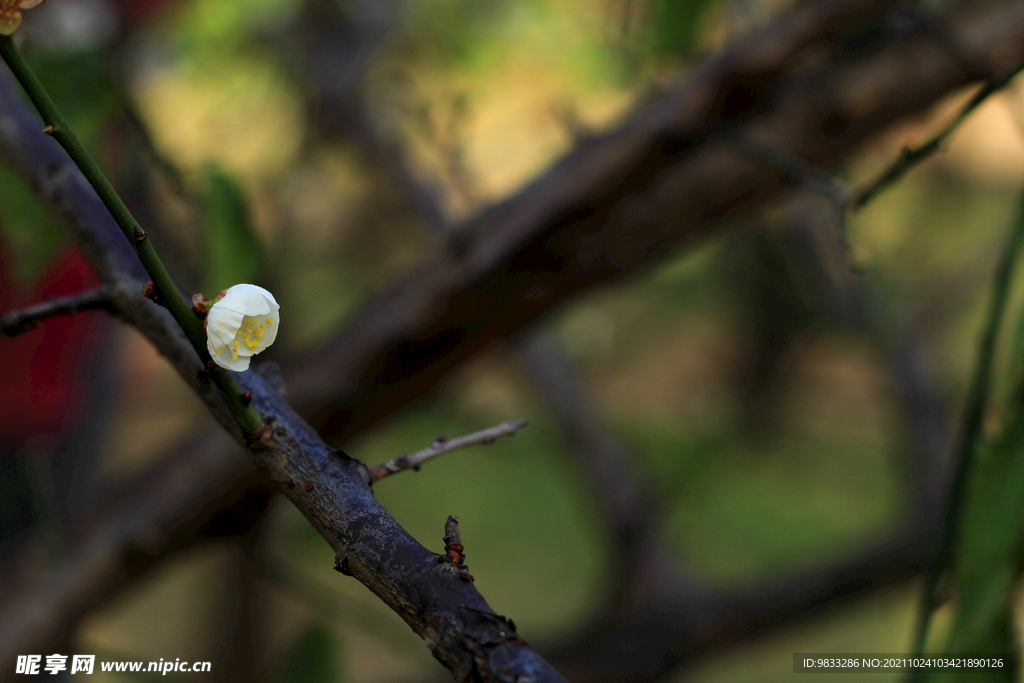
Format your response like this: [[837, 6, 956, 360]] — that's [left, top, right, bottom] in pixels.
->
[[909, 191, 1024, 666], [0, 35, 261, 433]]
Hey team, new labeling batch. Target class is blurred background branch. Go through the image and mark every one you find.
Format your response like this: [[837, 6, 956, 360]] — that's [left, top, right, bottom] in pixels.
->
[[2, 0, 1024, 679]]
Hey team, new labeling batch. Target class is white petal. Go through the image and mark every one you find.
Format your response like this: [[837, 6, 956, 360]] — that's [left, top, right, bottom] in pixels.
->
[[205, 304, 245, 351], [236, 343, 257, 357], [216, 284, 278, 316], [208, 338, 251, 371], [254, 310, 280, 352]]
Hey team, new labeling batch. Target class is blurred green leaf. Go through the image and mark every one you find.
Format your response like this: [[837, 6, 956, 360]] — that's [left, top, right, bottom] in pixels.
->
[[938, 427, 1022, 676], [0, 167, 64, 285], [927, 196, 1024, 682], [650, 0, 717, 58], [29, 50, 116, 146], [200, 162, 267, 294], [275, 623, 343, 683]]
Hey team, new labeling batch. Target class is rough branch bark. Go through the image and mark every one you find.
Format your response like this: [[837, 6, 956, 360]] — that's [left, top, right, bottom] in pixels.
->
[[1, 0, 1022, 677]]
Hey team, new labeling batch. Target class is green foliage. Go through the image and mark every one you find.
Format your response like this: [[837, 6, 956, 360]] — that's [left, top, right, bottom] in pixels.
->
[[275, 623, 343, 683], [0, 167, 63, 284], [649, 0, 717, 57], [922, 195, 1024, 681], [169, 0, 297, 66], [938, 425, 1022, 672], [200, 163, 267, 294], [28, 50, 117, 145]]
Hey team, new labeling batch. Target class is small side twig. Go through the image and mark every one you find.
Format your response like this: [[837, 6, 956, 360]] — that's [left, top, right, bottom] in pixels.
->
[[729, 57, 1024, 220], [368, 419, 528, 483], [442, 515, 473, 582], [723, 133, 856, 207], [1, 285, 114, 337], [854, 56, 1024, 208], [443, 515, 465, 566]]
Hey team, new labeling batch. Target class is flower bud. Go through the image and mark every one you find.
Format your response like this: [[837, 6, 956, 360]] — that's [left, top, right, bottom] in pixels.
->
[[205, 284, 279, 371], [0, 0, 45, 35]]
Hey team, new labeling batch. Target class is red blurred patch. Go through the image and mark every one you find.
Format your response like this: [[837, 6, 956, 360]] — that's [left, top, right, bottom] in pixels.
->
[[0, 242, 103, 441]]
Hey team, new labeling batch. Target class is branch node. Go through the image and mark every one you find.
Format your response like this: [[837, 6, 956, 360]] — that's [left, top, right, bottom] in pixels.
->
[[141, 280, 160, 304], [133, 226, 147, 244], [240, 391, 252, 406], [334, 554, 352, 576], [42, 124, 52, 135]]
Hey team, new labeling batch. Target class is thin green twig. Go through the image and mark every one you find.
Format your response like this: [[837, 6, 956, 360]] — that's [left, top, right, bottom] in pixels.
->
[[856, 58, 1024, 209], [0, 35, 262, 433], [909, 191, 1024, 664]]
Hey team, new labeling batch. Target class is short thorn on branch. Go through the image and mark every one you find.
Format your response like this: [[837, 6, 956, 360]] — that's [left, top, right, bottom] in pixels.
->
[[1, 285, 113, 337], [367, 419, 528, 483]]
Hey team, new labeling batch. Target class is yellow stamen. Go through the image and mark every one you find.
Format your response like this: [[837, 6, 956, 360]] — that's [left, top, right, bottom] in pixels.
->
[[232, 353, 238, 360], [214, 348, 220, 354], [265, 319, 272, 324]]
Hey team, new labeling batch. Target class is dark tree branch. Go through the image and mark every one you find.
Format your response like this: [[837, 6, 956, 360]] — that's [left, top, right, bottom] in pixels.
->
[[292, 0, 1024, 444], [0, 0, 1022, 678], [369, 420, 528, 483], [0, 70, 564, 683], [0, 285, 114, 337]]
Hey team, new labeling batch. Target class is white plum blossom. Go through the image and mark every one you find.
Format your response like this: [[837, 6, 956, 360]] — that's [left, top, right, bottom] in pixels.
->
[[205, 284, 279, 371]]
